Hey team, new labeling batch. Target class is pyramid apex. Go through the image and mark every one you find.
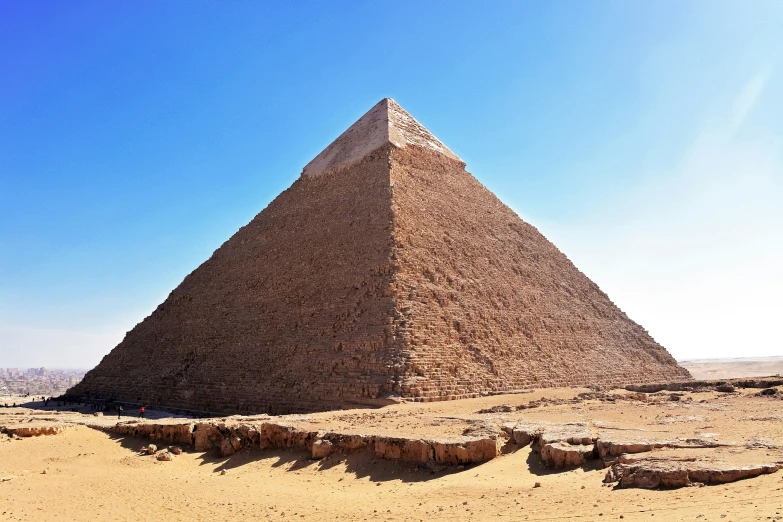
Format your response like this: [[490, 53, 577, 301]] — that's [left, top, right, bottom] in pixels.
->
[[302, 98, 461, 178]]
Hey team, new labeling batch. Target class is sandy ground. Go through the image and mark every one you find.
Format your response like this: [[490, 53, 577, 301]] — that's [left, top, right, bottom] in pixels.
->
[[681, 357, 783, 380], [4, 382, 783, 521]]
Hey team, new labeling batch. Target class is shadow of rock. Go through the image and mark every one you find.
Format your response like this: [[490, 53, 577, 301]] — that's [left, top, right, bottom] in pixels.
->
[[105, 433, 164, 454], [188, 442, 468, 483]]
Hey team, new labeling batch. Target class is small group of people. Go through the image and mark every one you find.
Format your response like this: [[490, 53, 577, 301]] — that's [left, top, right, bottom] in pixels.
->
[[116, 404, 146, 419]]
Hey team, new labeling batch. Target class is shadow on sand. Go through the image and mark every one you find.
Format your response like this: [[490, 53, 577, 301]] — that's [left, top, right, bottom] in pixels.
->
[[102, 430, 476, 483], [102, 431, 599, 483]]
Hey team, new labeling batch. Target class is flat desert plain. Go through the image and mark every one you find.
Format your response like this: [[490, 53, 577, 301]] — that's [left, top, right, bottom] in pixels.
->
[[681, 357, 783, 380], [4, 369, 783, 521]]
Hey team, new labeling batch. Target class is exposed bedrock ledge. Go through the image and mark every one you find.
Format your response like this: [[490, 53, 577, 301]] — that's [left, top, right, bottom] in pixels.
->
[[604, 455, 782, 488], [1, 424, 70, 437], [100, 420, 502, 466], [94, 419, 780, 489], [626, 377, 783, 394]]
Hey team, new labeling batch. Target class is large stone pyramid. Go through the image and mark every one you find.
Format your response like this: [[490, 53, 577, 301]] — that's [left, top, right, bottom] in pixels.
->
[[70, 99, 690, 414]]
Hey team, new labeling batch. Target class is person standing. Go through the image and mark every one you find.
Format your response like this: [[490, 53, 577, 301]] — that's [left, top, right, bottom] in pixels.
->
[[117, 405, 123, 419], [139, 405, 145, 418]]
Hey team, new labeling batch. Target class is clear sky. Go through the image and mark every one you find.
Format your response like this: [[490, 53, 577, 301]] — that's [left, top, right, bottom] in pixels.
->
[[1, 1, 782, 368]]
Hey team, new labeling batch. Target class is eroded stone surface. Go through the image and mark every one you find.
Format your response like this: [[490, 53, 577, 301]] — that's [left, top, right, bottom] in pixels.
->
[[605, 455, 782, 489], [1, 424, 68, 437], [99, 418, 500, 466], [511, 422, 543, 447], [156, 450, 172, 461], [311, 439, 334, 459], [541, 442, 595, 468]]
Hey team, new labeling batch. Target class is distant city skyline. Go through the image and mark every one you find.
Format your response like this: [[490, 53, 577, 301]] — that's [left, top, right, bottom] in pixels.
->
[[1, 1, 782, 367], [0, 367, 86, 396]]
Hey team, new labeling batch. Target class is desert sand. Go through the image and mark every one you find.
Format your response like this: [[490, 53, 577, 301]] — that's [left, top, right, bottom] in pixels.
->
[[4, 377, 783, 521], [681, 357, 783, 380]]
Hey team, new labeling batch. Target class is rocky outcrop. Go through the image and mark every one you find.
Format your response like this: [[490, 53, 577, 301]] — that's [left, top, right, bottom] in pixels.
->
[[79, 416, 781, 490], [509, 422, 543, 447], [311, 439, 334, 459], [193, 423, 222, 451], [595, 439, 671, 460], [541, 441, 595, 468], [1, 424, 69, 437], [156, 450, 172, 461], [538, 424, 594, 468], [219, 438, 235, 457], [626, 378, 783, 394], [112, 421, 195, 446], [103, 419, 500, 467], [540, 424, 592, 446], [485, 391, 688, 415], [373, 437, 432, 463], [596, 437, 726, 464], [604, 455, 782, 489], [432, 437, 499, 465]]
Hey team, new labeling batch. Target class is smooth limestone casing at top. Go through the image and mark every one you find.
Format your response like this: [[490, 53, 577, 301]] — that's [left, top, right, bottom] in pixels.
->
[[69, 99, 690, 414]]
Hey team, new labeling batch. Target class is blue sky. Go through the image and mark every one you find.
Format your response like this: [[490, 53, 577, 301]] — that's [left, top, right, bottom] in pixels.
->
[[1, 1, 782, 368]]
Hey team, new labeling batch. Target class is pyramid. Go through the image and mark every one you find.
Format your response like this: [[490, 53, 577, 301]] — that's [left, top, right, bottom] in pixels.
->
[[69, 98, 690, 414]]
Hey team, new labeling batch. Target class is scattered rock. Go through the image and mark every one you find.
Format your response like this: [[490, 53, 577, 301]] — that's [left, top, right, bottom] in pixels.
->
[[651, 415, 704, 425], [715, 384, 735, 393], [627, 378, 783, 394], [156, 451, 172, 461], [145, 444, 157, 455], [477, 404, 514, 414], [745, 436, 777, 449], [170, 446, 182, 455], [219, 438, 235, 457], [311, 439, 334, 459]]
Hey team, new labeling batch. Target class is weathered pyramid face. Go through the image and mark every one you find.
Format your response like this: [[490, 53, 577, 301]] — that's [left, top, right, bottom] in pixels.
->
[[69, 98, 690, 414]]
